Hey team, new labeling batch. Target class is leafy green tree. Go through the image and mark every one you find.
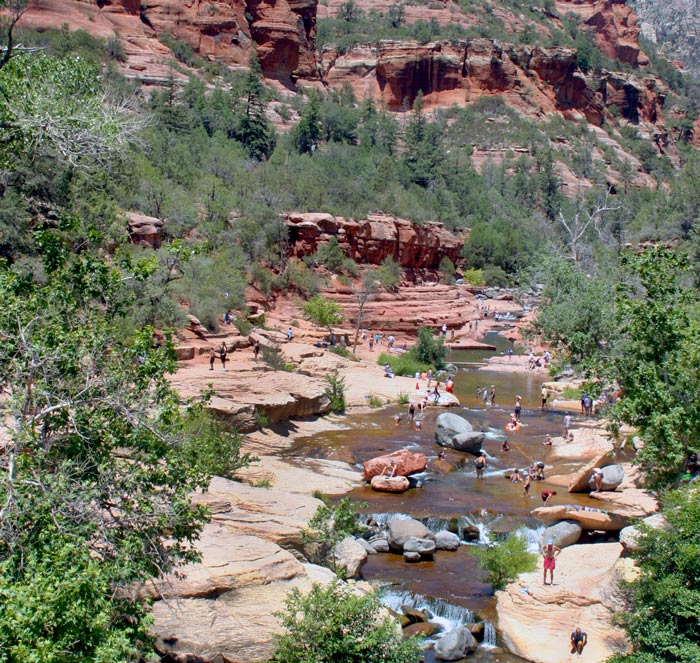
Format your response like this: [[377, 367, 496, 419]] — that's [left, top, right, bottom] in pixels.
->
[[303, 295, 344, 334], [0, 242, 244, 660], [274, 581, 422, 663], [606, 247, 699, 487], [609, 487, 700, 663], [376, 256, 402, 291], [473, 534, 537, 591], [410, 325, 445, 367], [233, 50, 276, 160], [324, 373, 347, 414], [292, 90, 322, 155]]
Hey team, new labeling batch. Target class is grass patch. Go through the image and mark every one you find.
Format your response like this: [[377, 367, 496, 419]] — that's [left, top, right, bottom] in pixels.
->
[[366, 393, 383, 408], [396, 391, 410, 405], [559, 386, 582, 400], [378, 352, 431, 377]]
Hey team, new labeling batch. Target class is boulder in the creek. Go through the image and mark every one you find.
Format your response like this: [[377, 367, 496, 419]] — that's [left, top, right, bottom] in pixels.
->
[[369, 535, 390, 553], [435, 413, 485, 455], [434, 626, 478, 660], [468, 622, 485, 641], [356, 538, 378, 555], [435, 530, 460, 551], [370, 475, 411, 493], [331, 537, 368, 579], [403, 536, 436, 560], [362, 449, 427, 480], [404, 621, 443, 638], [539, 520, 583, 549], [387, 517, 434, 552], [619, 513, 668, 555], [404, 551, 422, 563], [402, 605, 430, 624], [589, 464, 625, 492]]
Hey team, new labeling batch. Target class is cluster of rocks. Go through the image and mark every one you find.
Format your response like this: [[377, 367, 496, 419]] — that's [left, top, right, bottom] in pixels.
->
[[342, 516, 460, 568], [435, 412, 485, 455], [391, 605, 484, 660]]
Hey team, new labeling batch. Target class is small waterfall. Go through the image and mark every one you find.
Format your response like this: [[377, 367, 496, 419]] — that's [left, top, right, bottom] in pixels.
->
[[380, 589, 498, 646], [483, 621, 497, 646], [359, 512, 413, 528], [514, 524, 545, 554]]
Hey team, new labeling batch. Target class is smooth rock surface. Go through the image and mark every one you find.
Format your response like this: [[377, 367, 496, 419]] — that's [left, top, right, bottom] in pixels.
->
[[435, 412, 484, 454], [497, 543, 629, 663], [588, 463, 625, 491], [568, 449, 617, 492], [434, 626, 477, 660], [387, 517, 434, 552], [619, 513, 668, 554], [531, 505, 630, 531], [435, 530, 461, 551], [332, 537, 369, 579], [362, 449, 427, 480], [403, 537, 436, 559], [370, 474, 411, 493], [539, 520, 583, 549]]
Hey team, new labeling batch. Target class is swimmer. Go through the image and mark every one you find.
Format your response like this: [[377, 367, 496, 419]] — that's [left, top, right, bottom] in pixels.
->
[[393, 415, 402, 426], [543, 435, 553, 446], [437, 448, 447, 460], [510, 470, 521, 483], [415, 420, 422, 431], [502, 439, 511, 452]]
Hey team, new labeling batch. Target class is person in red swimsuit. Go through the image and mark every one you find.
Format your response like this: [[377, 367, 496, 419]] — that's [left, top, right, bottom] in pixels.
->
[[542, 539, 561, 585]]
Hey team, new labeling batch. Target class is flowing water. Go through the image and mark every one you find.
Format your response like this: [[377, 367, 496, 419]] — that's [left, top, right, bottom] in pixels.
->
[[286, 330, 622, 662]]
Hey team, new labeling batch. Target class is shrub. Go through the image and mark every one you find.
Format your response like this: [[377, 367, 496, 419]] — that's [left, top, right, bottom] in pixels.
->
[[483, 264, 509, 287], [396, 391, 409, 405], [324, 373, 347, 413], [367, 393, 383, 408], [410, 325, 446, 366], [463, 268, 484, 286], [262, 343, 288, 371], [376, 256, 402, 291], [378, 351, 431, 377], [473, 534, 537, 591], [439, 256, 457, 284], [274, 581, 422, 663]]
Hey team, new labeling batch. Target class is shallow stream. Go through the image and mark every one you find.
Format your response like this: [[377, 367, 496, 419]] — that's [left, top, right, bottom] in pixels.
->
[[286, 331, 618, 662]]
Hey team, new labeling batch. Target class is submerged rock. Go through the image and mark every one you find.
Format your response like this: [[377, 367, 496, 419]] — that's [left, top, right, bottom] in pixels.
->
[[588, 464, 625, 492]]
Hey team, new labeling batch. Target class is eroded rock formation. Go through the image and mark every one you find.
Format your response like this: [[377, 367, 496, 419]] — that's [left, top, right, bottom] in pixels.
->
[[285, 212, 463, 269]]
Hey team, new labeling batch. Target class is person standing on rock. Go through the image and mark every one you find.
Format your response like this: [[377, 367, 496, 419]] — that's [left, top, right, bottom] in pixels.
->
[[253, 341, 260, 361], [209, 347, 217, 371], [433, 381, 441, 404], [474, 452, 487, 479], [542, 539, 561, 585], [219, 342, 228, 371], [570, 627, 587, 655]]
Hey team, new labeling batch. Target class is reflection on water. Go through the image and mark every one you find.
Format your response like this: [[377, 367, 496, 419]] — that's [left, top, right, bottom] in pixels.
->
[[287, 332, 608, 663]]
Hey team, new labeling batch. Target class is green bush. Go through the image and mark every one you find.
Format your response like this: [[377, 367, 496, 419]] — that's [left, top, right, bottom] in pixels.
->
[[483, 264, 509, 287], [410, 325, 446, 367], [463, 268, 485, 286], [376, 256, 402, 291], [396, 391, 410, 405], [324, 373, 347, 413], [378, 351, 430, 377], [274, 581, 422, 663], [367, 393, 384, 408], [473, 534, 537, 591]]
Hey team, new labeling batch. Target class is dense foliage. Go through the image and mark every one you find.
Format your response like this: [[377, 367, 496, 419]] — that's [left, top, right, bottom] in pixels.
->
[[274, 581, 422, 663], [609, 488, 700, 663]]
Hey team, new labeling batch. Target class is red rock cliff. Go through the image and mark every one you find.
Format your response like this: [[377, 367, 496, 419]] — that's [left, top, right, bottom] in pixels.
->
[[285, 212, 463, 270], [16, 0, 318, 82]]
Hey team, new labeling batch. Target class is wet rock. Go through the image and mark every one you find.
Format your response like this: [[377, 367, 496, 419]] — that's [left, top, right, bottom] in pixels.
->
[[403, 537, 436, 560], [404, 551, 422, 563], [356, 538, 378, 555], [531, 505, 630, 531], [370, 475, 411, 493], [435, 530, 460, 551], [370, 536, 390, 553], [387, 518, 433, 552], [332, 537, 368, 579], [588, 464, 625, 491], [434, 626, 477, 660], [402, 606, 430, 624], [362, 449, 427, 480], [467, 622, 485, 641], [435, 412, 484, 454], [404, 621, 443, 637], [539, 520, 583, 549]]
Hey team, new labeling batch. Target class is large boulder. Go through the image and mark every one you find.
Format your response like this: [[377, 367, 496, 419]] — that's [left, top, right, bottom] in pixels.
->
[[568, 449, 616, 493], [332, 537, 368, 579], [539, 520, 582, 549], [435, 412, 484, 455], [362, 449, 427, 480], [589, 464, 625, 492], [403, 537, 436, 560], [620, 513, 668, 555], [387, 517, 434, 552], [531, 505, 630, 531], [370, 475, 411, 493], [434, 626, 478, 660], [435, 530, 461, 551]]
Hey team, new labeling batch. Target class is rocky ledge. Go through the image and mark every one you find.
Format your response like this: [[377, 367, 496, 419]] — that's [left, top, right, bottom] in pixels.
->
[[497, 542, 631, 663]]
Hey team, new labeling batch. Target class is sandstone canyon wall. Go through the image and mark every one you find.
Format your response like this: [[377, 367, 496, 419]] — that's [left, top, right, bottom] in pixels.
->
[[285, 212, 463, 270], [16, 0, 319, 82]]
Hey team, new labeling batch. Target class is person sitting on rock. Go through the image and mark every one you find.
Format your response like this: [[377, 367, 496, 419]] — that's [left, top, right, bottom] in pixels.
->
[[592, 467, 604, 492], [382, 460, 397, 478], [570, 627, 587, 655]]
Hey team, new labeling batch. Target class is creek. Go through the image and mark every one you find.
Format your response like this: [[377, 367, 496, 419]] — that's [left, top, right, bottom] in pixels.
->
[[286, 331, 615, 663]]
